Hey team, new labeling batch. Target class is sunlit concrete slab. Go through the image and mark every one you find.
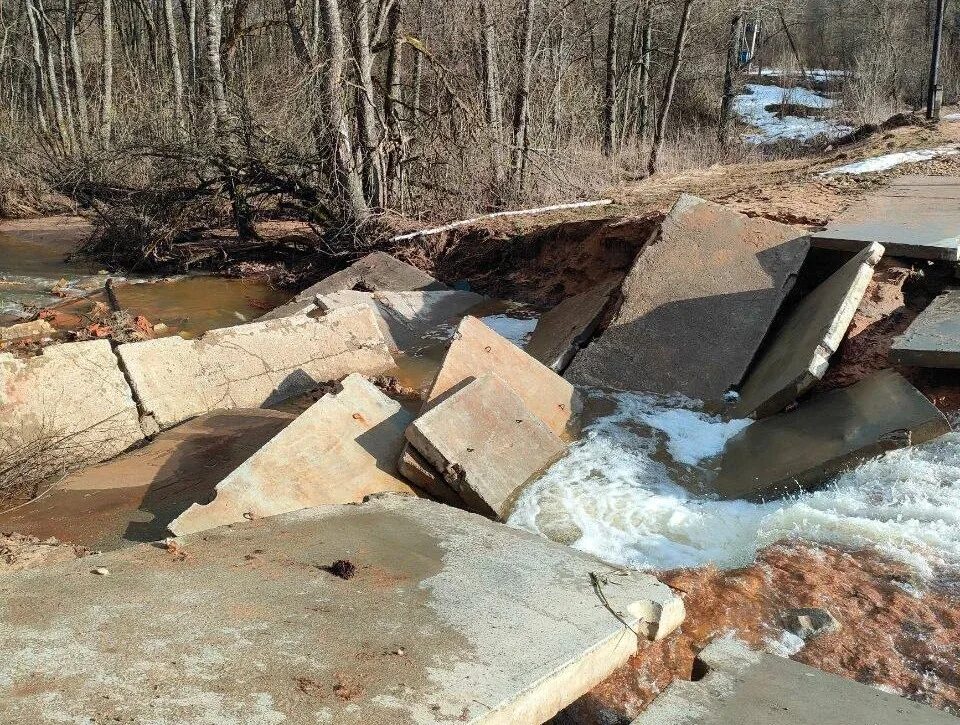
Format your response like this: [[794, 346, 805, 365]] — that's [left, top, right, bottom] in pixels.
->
[[406, 375, 566, 519], [0, 495, 684, 725], [566, 195, 809, 403], [734, 243, 884, 417], [811, 176, 960, 261], [890, 288, 960, 367], [0, 340, 143, 478], [316, 289, 485, 353], [715, 370, 950, 500], [633, 637, 958, 725], [117, 306, 394, 429], [526, 278, 620, 372], [170, 374, 414, 536]]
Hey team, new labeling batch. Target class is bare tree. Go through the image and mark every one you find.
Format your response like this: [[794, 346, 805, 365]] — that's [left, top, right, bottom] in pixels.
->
[[718, 8, 744, 145], [100, 0, 113, 144], [647, 0, 695, 176], [602, 0, 619, 156], [511, 0, 535, 193], [480, 0, 505, 195]]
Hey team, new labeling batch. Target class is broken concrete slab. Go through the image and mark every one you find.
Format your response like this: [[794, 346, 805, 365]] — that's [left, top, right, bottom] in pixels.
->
[[406, 375, 567, 519], [397, 445, 465, 507], [0, 409, 295, 550], [734, 243, 885, 417], [714, 370, 950, 500], [525, 277, 621, 372], [890, 288, 960, 367], [811, 176, 960, 261], [425, 315, 580, 434], [632, 636, 957, 725], [169, 374, 415, 536], [779, 607, 841, 641], [0, 340, 144, 476], [316, 289, 485, 353], [260, 252, 447, 322], [566, 194, 809, 402], [0, 495, 684, 725], [117, 305, 394, 430], [0, 318, 53, 342]]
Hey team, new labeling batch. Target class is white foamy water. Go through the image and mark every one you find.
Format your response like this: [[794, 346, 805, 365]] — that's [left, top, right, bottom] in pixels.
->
[[508, 392, 960, 578]]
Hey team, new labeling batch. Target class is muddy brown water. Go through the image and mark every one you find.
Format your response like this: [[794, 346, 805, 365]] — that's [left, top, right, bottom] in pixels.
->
[[0, 216, 290, 334]]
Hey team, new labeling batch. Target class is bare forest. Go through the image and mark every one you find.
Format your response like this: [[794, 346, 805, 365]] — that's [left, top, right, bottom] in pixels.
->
[[1, 0, 958, 267]]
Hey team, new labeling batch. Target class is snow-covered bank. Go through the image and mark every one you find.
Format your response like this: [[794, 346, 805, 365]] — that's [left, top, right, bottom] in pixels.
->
[[734, 83, 852, 143], [509, 390, 960, 577], [822, 146, 960, 175]]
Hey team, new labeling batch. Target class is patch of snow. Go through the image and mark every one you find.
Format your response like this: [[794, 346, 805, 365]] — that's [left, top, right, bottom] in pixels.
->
[[480, 314, 538, 347], [941, 112, 960, 121], [821, 146, 960, 175], [734, 84, 852, 144]]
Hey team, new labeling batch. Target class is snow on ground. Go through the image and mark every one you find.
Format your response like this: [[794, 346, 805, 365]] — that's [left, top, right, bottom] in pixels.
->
[[943, 112, 960, 122], [821, 146, 960, 175], [734, 83, 853, 144]]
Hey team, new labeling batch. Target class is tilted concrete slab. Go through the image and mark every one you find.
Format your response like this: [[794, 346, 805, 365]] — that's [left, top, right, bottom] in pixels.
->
[[0, 495, 685, 725], [397, 445, 465, 507], [260, 252, 447, 322], [117, 306, 394, 429], [566, 195, 809, 402], [525, 278, 621, 372], [406, 375, 567, 519], [424, 315, 580, 434], [633, 636, 958, 725], [0, 340, 143, 476], [734, 243, 884, 417], [714, 370, 950, 500], [170, 374, 414, 536], [811, 176, 960, 261], [891, 289, 960, 367], [316, 289, 485, 353]]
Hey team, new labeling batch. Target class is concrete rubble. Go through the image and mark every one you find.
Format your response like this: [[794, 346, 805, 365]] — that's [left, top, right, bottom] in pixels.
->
[[0, 495, 685, 725], [525, 277, 621, 372], [169, 374, 414, 536], [117, 305, 394, 430], [734, 243, 884, 417], [316, 289, 485, 353], [779, 607, 841, 641], [890, 288, 960, 367], [406, 374, 567, 519], [566, 194, 809, 402], [398, 315, 580, 506], [632, 636, 957, 725], [714, 369, 950, 500], [0, 318, 53, 342], [259, 251, 448, 320], [0, 339, 144, 471], [811, 176, 960, 261]]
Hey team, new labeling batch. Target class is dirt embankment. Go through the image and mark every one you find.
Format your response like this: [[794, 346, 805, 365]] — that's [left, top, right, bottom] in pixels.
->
[[556, 542, 960, 724], [0, 532, 90, 574]]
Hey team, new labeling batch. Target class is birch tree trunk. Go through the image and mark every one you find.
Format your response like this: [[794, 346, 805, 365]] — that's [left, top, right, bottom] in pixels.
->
[[24, 0, 51, 134], [162, 0, 187, 137], [354, 0, 384, 208], [647, 0, 695, 176], [204, 0, 230, 136], [65, 0, 89, 144], [320, 0, 369, 222], [100, 0, 114, 144], [383, 0, 404, 205]]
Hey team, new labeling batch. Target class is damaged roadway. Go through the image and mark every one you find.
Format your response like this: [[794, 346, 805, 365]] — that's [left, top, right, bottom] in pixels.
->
[[0, 495, 684, 725]]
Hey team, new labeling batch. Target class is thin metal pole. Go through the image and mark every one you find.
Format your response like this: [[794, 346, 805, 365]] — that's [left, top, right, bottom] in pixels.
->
[[927, 0, 947, 120]]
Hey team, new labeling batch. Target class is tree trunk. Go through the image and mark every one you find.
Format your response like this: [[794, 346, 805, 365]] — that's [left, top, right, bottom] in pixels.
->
[[480, 0, 505, 194], [602, 0, 618, 156], [100, 0, 113, 144], [204, 0, 230, 136], [354, 0, 384, 208], [647, 0, 694, 176], [718, 10, 744, 146], [65, 0, 89, 144], [511, 0, 535, 194], [383, 0, 404, 206], [163, 0, 187, 137], [637, 0, 652, 140], [320, 0, 369, 222]]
